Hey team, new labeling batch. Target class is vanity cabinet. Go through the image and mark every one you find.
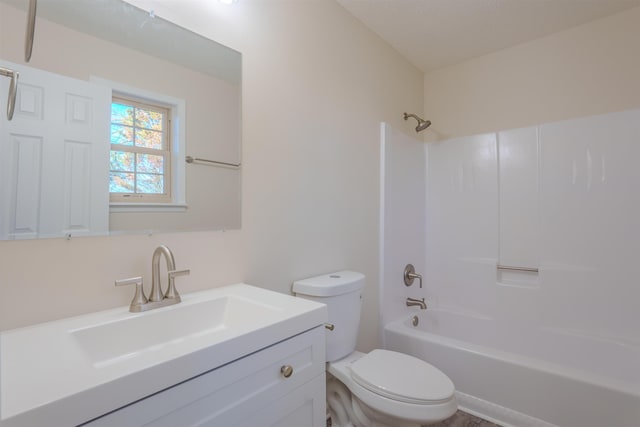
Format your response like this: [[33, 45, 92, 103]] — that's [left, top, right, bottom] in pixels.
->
[[83, 326, 326, 427]]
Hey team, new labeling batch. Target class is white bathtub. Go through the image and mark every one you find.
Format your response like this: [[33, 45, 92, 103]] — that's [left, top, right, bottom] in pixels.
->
[[384, 309, 640, 427]]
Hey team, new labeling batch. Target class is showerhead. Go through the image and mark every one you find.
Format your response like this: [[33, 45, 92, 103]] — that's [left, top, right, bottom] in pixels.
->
[[403, 112, 431, 132]]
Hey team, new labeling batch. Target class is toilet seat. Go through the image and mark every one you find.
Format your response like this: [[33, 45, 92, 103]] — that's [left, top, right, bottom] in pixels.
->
[[327, 350, 457, 424], [350, 349, 455, 404]]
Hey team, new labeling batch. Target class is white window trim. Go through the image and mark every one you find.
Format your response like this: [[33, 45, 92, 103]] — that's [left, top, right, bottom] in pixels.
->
[[109, 203, 188, 213], [91, 76, 187, 212]]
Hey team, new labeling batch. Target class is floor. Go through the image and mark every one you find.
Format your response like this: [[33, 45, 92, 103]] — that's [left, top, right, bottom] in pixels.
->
[[430, 410, 502, 427], [326, 410, 502, 426]]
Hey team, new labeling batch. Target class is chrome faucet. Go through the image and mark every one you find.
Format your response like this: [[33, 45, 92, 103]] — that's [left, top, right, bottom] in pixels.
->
[[406, 297, 427, 310], [115, 245, 190, 312], [150, 245, 176, 302]]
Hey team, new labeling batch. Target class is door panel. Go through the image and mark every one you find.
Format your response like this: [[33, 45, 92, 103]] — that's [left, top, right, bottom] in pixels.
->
[[0, 60, 110, 239]]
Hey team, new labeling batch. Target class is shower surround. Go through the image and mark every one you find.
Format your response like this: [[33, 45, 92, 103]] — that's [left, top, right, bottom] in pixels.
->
[[378, 111, 640, 426]]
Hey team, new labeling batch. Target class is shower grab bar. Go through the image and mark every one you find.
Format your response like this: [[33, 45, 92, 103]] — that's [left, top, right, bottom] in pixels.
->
[[185, 155, 241, 168], [25, 0, 37, 62], [0, 67, 19, 121], [497, 264, 539, 273]]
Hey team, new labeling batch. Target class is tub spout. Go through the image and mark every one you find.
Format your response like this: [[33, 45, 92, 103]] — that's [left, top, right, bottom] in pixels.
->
[[406, 297, 427, 310]]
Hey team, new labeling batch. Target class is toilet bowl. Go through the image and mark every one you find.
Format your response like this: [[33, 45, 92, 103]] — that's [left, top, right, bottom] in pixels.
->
[[293, 271, 457, 427], [328, 350, 456, 426]]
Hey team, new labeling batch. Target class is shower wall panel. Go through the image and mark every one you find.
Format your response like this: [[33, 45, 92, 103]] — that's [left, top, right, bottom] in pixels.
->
[[425, 133, 499, 316], [497, 127, 540, 274], [538, 109, 640, 344], [495, 127, 541, 324], [379, 123, 426, 336], [421, 108, 640, 344]]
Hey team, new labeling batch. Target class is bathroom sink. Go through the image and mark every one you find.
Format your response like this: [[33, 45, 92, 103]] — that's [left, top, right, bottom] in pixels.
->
[[1, 284, 327, 427], [70, 295, 282, 367]]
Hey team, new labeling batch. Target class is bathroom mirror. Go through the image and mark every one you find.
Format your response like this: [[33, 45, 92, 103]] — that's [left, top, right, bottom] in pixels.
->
[[0, 0, 241, 240]]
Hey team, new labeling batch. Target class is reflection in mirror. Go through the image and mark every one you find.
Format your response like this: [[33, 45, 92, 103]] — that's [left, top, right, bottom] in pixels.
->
[[0, 0, 241, 240]]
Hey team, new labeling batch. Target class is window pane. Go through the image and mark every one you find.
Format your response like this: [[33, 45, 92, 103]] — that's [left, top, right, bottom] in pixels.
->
[[135, 128, 163, 149], [111, 103, 133, 125], [137, 174, 164, 194], [135, 108, 164, 131], [110, 97, 171, 201], [110, 150, 134, 172], [110, 172, 135, 192], [137, 153, 164, 174], [111, 124, 134, 146]]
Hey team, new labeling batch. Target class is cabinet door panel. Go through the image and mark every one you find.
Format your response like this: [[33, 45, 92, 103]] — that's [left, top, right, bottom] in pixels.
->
[[234, 374, 326, 427], [84, 327, 324, 427]]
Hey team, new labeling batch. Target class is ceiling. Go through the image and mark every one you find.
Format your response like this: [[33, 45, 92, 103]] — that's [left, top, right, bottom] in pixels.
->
[[336, 0, 640, 73]]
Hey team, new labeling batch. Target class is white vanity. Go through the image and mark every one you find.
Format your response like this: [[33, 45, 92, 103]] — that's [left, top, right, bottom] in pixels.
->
[[1, 285, 328, 427]]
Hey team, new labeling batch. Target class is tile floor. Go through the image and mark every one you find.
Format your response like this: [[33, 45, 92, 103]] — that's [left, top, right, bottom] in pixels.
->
[[326, 410, 501, 426], [430, 410, 502, 427]]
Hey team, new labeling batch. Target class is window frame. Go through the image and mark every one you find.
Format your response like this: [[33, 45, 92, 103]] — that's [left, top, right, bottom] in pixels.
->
[[109, 95, 172, 204], [91, 77, 187, 213]]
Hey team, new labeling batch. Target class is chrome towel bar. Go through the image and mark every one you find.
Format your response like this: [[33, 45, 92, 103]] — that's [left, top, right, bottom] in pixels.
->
[[497, 264, 539, 273], [185, 156, 241, 168], [25, 0, 37, 62], [0, 67, 19, 121]]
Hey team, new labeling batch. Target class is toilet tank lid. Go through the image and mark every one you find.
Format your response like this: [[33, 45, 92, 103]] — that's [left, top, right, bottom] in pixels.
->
[[292, 271, 365, 297]]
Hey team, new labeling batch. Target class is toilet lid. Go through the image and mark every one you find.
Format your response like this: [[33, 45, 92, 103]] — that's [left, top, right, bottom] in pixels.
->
[[350, 349, 454, 404]]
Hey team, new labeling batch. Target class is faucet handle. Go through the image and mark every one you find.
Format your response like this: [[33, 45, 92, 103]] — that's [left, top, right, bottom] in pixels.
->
[[404, 264, 423, 288], [169, 269, 190, 278], [165, 269, 190, 300], [115, 276, 148, 311]]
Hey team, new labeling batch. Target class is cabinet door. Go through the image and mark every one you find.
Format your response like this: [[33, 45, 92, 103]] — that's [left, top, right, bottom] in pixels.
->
[[234, 374, 326, 427], [83, 327, 325, 427]]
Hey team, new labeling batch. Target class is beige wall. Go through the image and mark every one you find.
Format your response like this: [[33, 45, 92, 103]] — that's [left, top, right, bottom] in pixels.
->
[[0, 0, 424, 354], [4, 0, 637, 351], [0, 230, 244, 328], [423, 6, 640, 140]]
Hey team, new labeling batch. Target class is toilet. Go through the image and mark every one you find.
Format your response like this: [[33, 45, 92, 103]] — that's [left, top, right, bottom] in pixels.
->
[[293, 271, 457, 427]]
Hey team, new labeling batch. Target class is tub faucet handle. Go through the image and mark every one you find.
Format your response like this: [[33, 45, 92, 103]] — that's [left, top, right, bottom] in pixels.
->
[[404, 264, 422, 288]]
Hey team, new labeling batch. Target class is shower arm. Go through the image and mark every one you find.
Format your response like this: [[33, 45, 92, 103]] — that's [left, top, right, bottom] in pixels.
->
[[404, 113, 421, 122]]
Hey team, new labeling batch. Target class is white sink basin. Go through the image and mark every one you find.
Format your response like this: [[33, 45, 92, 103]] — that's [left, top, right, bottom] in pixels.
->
[[1, 284, 326, 427], [71, 295, 281, 367]]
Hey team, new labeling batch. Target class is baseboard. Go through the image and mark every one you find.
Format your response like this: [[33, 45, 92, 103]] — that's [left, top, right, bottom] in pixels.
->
[[456, 391, 558, 427]]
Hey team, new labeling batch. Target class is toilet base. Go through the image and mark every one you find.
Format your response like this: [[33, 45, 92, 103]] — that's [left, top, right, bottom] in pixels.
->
[[327, 376, 421, 427]]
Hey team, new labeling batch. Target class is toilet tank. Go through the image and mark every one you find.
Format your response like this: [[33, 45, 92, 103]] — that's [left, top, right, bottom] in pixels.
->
[[292, 271, 365, 362]]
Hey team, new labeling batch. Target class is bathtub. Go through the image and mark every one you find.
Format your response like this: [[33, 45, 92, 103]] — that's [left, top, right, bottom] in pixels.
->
[[384, 309, 640, 427]]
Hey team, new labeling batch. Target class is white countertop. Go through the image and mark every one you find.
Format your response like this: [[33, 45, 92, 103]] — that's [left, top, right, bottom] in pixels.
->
[[1, 284, 327, 427]]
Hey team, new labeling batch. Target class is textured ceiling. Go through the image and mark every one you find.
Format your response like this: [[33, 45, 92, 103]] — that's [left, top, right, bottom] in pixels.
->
[[336, 0, 640, 72]]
